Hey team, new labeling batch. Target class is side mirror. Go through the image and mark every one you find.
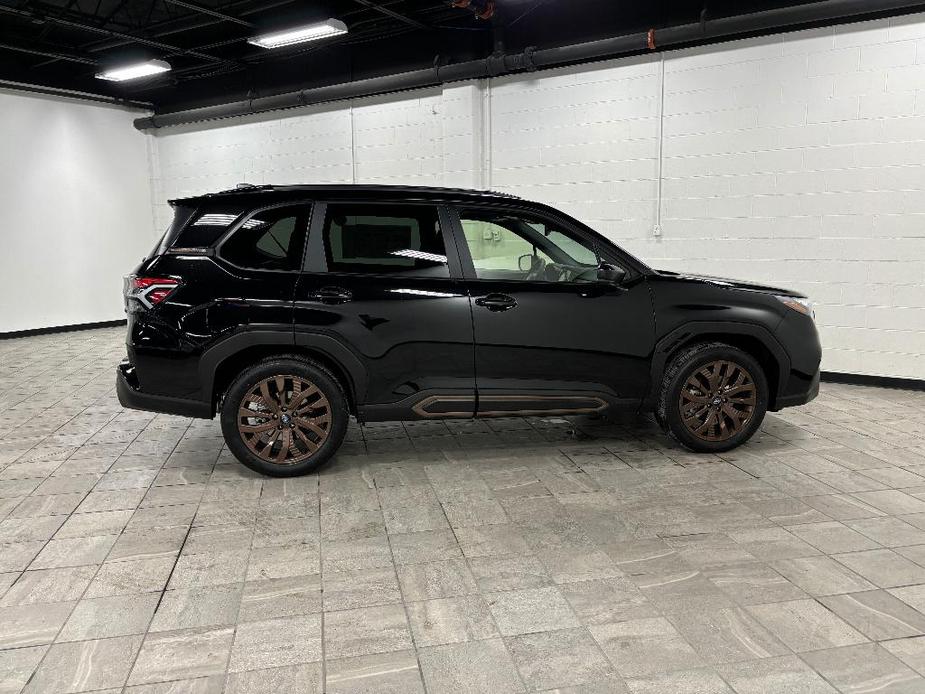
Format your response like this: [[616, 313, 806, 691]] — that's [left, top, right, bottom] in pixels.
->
[[598, 263, 626, 284], [518, 254, 535, 273]]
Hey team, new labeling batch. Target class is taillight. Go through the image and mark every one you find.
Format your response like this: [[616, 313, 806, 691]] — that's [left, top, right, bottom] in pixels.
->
[[126, 276, 179, 308]]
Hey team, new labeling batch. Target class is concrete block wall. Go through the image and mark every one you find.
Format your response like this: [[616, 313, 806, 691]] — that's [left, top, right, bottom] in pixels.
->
[[148, 11, 925, 380]]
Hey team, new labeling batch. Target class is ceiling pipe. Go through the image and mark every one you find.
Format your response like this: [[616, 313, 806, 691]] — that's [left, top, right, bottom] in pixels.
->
[[135, 0, 925, 130]]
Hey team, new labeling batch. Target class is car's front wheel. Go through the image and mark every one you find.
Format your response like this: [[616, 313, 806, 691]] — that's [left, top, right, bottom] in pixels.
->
[[220, 357, 348, 477], [657, 342, 768, 453]]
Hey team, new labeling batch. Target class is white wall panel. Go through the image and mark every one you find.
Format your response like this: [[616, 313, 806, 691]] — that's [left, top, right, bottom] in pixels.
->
[[0, 90, 153, 333]]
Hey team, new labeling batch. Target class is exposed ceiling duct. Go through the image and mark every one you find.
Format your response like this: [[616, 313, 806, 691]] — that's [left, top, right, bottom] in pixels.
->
[[135, 0, 925, 129]]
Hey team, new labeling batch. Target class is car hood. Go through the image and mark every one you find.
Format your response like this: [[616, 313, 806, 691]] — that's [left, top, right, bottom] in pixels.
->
[[655, 269, 805, 298]]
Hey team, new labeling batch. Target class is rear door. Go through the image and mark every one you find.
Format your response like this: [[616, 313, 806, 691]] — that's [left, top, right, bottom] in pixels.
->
[[293, 201, 475, 419]]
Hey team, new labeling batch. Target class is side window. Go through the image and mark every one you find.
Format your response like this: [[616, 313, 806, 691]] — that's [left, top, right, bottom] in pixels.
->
[[459, 208, 600, 282], [219, 206, 307, 271], [322, 204, 448, 277]]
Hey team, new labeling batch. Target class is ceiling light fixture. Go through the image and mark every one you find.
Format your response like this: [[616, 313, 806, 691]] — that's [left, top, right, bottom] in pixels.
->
[[248, 19, 348, 49], [95, 59, 171, 82]]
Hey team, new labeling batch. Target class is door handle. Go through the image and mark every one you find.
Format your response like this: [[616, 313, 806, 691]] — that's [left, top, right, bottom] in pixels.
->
[[309, 287, 353, 304], [475, 294, 517, 312]]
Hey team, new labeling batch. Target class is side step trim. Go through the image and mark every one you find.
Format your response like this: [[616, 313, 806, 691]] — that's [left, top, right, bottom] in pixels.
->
[[413, 394, 608, 418]]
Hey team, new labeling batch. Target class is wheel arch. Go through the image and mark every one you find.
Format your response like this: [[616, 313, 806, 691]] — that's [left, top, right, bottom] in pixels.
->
[[200, 331, 367, 415], [646, 322, 790, 411]]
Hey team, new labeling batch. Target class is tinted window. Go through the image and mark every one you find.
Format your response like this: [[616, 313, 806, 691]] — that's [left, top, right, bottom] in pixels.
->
[[220, 206, 307, 271], [322, 204, 448, 277], [153, 204, 197, 256], [459, 208, 600, 282]]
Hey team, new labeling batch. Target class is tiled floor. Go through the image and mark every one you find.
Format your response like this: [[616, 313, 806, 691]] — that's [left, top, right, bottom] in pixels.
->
[[1, 328, 925, 693]]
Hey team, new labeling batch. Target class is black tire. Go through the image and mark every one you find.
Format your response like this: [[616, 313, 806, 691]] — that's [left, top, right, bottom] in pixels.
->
[[656, 342, 768, 453], [220, 357, 348, 477]]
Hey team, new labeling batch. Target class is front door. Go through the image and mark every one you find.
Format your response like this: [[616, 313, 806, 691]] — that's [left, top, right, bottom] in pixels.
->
[[293, 201, 475, 420], [449, 204, 655, 416]]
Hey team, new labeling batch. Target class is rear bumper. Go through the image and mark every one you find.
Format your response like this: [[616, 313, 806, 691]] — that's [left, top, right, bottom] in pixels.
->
[[117, 361, 212, 419], [774, 368, 820, 409]]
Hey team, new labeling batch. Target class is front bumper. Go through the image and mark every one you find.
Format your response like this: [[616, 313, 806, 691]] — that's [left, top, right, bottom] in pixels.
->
[[774, 368, 820, 409], [117, 361, 212, 419]]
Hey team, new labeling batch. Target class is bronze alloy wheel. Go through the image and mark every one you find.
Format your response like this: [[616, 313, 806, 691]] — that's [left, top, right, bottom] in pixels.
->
[[237, 375, 331, 465], [678, 359, 757, 442]]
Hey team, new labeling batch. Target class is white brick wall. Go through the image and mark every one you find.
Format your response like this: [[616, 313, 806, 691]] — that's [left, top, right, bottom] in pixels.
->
[[149, 12, 925, 380]]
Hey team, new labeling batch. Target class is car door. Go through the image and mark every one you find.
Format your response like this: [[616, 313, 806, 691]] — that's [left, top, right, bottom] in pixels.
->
[[448, 204, 655, 416], [293, 200, 475, 420]]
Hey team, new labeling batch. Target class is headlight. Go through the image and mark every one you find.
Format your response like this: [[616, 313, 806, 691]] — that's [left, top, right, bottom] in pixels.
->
[[775, 295, 814, 318]]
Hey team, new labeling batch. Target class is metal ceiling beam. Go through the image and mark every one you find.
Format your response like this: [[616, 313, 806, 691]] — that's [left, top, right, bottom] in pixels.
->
[[0, 41, 97, 65], [76, 0, 294, 52], [350, 0, 427, 30], [0, 3, 233, 64], [162, 0, 254, 27]]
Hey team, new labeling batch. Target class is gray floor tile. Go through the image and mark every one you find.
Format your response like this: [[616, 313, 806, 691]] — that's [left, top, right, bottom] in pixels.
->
[[771, 555, 876, 595], [746, 598, 867, 652], [0, 601, 74, 648], [419, 638, 525, 694], [668, 607, 790, 664], [625, 668, 733, 694], [23, 635, 142, 693], [85, 557, 175, 597], [802, 642, 925, 693], [30, 534, 117, 569], [590, 616, 704, 677], [226, 663, 323, 694], [128, 627, 235, 685], [389, 530, 462, 565], [325, 651, 424, 693], [149, 584, 242, 632], [324, 604, 413, 659], [0, 645, 46, 694], [239, 575, 322, 622], [834, 548, 925, 588], [487, 585, 580, 636], [407, 595, 498, 647], [228, 614, 322, 672], [821, 590, 925, 640], [882, 636, 925, 676], [506, 627, 614, 690], [469, 554, 552, 592], [717, 655, 838, 694], [787, 520, 882, 553], [323, 566, 401, 610], [58, 593, 159, 641], [397, 559, 478, 602], [0, 565, 97, 606]]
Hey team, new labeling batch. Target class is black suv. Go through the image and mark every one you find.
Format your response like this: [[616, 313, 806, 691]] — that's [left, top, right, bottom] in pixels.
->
[[119, 185, 821, 476]]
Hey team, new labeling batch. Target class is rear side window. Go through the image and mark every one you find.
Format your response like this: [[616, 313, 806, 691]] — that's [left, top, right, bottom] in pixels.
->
[[152, 204, 197, 256], [322, 204, 448, 277], [219, 206, 308, 271]]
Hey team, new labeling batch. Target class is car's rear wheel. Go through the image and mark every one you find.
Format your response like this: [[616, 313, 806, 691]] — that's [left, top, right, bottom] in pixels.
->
[[657, 342, 768, 453], [220, 357, 348, 477]]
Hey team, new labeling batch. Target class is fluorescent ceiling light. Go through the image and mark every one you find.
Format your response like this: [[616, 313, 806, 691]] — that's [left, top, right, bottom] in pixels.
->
[[248, 19, 348, 49], [96, 59, 171, 82]]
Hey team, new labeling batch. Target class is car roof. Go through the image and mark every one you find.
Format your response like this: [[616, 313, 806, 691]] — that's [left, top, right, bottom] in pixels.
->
[[169, 184, 522, 206]]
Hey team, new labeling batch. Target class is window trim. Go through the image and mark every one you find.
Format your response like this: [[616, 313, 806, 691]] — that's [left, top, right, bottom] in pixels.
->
[[448, 203, 636, 284], [302, 201, 463, 279], [213, 200, 314, 274]]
